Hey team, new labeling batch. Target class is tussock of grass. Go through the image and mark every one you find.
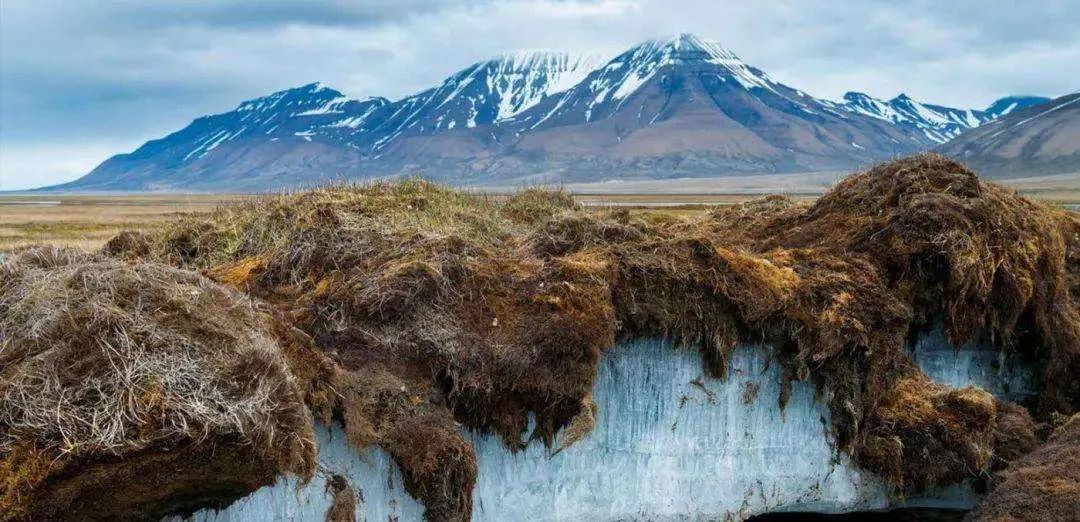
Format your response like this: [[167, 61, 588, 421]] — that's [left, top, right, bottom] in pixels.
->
[[0, 247, 315, 519], [9, 156, 1078, 520]]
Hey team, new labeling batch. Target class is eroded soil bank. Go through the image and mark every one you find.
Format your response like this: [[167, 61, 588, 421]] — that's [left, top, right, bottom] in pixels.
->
[[2, 155, 1077, 520]]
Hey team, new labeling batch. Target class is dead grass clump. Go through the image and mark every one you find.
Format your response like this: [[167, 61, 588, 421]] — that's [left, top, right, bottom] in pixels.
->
[[324, 474, 357, 522], [759, 154, 1080, 414], [858, 374, 998, 492], [990, 401, 1038, 469], [92, 155, 1076, 520], [500, 187, 579, 226], [968, 414, 1080, 521], [0, 247, 315, 520], [526, 210, 645, 256], [101, 230, 152, 259]]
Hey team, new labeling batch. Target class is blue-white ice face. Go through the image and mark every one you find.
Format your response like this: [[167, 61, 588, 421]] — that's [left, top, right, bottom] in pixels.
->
[[178, 330, 1021, 522]]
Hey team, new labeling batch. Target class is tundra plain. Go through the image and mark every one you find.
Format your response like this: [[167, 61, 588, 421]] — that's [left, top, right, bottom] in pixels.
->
[[2, 188, 1077, 251]]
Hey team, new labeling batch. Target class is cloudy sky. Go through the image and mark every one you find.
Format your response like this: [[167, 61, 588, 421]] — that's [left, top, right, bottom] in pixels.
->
[[1, 0, 1078, 190]]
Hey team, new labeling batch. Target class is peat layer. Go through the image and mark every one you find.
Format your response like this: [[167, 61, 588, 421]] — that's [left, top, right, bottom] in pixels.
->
[[967, 413, 1080, 520], [2, 154, 1078, 521]]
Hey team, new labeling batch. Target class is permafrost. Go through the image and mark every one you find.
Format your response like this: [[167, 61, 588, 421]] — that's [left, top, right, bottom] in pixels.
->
[[908, 323, 1040, 404], [180, 335, 1030, 521], [172, 424, 425, 522]]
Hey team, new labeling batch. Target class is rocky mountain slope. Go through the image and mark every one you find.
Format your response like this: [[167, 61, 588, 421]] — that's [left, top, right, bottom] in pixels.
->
[[48, 34, 1050, 192], [937, 92, 1080, 180], [839, 92, 1047, 143]]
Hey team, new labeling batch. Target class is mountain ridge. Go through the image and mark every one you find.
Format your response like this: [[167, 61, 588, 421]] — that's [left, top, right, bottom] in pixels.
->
[[936, 92, 1080, 180], [48, 33, 1055, 192]]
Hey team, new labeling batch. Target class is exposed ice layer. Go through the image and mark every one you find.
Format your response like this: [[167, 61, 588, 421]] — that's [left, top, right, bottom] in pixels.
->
[[469, 339, 972, 520], [175, 424, 425, 522], [908, 323, 1041, 404], [176, 337, 988, 521]]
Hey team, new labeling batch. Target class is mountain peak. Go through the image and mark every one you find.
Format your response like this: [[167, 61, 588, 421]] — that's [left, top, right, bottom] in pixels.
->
[[630, 33, 741, 64], [670, 32, 709, 50], [484, 50, 600, 74], [232, 82, 349, 116], [590, 33, 775, 96]]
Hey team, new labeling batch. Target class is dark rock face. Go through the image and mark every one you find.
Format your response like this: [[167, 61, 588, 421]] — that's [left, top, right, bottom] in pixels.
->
[[46, 34, 1055, 192]]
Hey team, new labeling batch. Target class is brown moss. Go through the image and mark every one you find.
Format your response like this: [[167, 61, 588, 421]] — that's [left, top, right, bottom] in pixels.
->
[[859, 374, 998, 492], [324, 474, 357, 522], [9, 436, 283, 521], [84, 155, 1077, 520], [967, 414, 1080, 521], [0, 443, 58, 520], [754, 154, 1079, 414]]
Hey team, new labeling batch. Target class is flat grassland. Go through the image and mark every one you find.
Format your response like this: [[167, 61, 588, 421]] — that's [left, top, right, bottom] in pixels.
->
[[0, 195, 244, 250], [2, 189, 1077, 251]]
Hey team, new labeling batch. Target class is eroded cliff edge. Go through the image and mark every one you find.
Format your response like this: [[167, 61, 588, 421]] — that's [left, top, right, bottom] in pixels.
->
[[2, 154, 1077, 520]]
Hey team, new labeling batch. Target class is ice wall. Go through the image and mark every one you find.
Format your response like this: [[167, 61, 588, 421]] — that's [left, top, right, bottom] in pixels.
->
[[471, 339, 885, 520], [908, 323, 1040, 403], [178, 337, 997, 521], [173, 424, 425, 521]]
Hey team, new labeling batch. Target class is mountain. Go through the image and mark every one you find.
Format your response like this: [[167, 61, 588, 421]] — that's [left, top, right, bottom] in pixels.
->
[[936, 92, 1080, 180], [838, 92, 1051, 143], [64, 83, 389, 191], [983, 95, 1052, 118], [482, 34, 926, 183], [331, 51, 600, 152], [50, 34, 1046, 192], [56, 53, 600, 191]]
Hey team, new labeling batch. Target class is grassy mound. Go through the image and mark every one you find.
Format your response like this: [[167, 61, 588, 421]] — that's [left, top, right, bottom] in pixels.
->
[[968, 414, 1080, 521], [30, 154, 1080, 520], [0, 247, 316, 520]]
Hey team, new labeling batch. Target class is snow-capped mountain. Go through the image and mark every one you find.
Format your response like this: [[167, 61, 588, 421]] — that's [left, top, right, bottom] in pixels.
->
[[325, 51, 601, 153], [838, 92, 1051, 143], [52, 34, 1053, 192], [139, 82, 386, 164], [490, 33, 927, 181], [507, 34, 796, 128], [937, 92, 1079, 179]]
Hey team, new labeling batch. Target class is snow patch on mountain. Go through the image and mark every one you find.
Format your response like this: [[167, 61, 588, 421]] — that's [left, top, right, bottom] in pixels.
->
[[840, 92, 993, 143], [490, 51, 601, 120], [983, 95, 1052, 119], [837, 92, 1052, 144], [589, 33, 776, 110]]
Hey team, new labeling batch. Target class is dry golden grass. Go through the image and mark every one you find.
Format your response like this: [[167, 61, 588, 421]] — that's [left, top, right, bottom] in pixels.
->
[[3, 189, 1075, 251], [0, 195, 241, 250], [0, 246, 316, 519]]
